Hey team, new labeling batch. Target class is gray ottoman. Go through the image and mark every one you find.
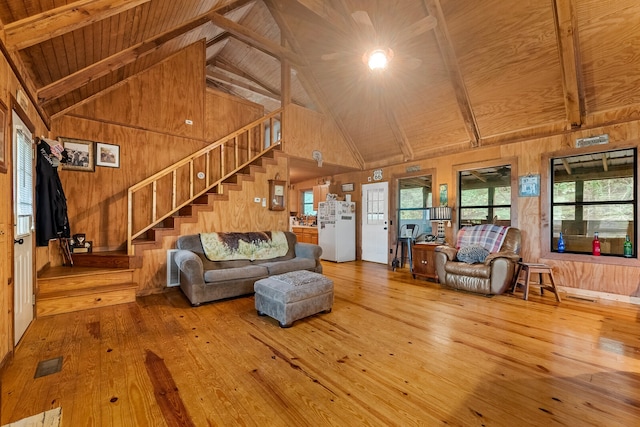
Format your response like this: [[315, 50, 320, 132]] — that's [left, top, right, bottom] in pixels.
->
[[254, 270, 334, 327]]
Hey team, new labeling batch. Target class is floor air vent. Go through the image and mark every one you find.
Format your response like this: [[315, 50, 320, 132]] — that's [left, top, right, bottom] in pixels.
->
[[34, 356, 63, 378]]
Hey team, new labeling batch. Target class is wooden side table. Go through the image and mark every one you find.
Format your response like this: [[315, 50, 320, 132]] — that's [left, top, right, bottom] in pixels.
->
[[513, 262, 561, 302], [412, 242, 438, 281]]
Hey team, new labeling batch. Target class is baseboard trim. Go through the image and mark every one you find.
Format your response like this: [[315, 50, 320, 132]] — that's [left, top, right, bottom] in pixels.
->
[[559, 286, 640, 305]]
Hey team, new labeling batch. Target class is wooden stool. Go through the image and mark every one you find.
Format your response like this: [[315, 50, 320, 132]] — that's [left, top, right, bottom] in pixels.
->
[[512, 262, 561, 302]]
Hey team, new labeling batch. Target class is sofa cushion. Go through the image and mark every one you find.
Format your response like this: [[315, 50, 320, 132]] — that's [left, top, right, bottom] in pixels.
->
[[457, 245, 490, 264], [261, 257, 317, 275], [203, 265, 269, 284], [444, 261, 491, 278]]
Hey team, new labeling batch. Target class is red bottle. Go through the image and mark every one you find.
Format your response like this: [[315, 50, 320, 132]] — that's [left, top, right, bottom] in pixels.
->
[[592, 232, 601, 256]]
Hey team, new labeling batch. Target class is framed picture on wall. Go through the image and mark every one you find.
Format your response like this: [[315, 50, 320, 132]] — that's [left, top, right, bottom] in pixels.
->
[[439, 184, 448, 206], [519, 174, 540, 197], [0, 100, 7, 174], [96, 142, 120, 168], [59, 137, 95, 172]]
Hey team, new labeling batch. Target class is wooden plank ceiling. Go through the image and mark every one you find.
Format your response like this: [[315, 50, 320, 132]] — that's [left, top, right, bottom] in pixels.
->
[[2, 0, 640, 176]]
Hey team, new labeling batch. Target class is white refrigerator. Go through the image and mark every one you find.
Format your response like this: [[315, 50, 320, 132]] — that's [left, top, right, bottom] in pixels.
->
[[318, 200, 356, 262]]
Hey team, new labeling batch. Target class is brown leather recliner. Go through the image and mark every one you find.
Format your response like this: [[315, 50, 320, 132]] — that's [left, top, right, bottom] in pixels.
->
[[434, 227, 521, 295]]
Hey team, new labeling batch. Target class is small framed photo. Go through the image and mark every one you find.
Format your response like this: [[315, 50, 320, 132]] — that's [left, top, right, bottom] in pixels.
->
[[59, 137, 95, 172], [439, 184, 448, 206], [519, 174, 540, 197], [0, 100, 7, 174], [96, 142, 120, 168]]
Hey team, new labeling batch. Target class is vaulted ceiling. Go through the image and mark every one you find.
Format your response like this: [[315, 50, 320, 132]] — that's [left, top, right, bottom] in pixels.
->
[[2, 0, 640, 182]]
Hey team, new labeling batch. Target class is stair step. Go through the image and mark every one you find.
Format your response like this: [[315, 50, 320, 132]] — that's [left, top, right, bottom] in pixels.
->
[[71, 250, 141, 269], [37, 282, 137, 317], [38, 266, 135, 293]]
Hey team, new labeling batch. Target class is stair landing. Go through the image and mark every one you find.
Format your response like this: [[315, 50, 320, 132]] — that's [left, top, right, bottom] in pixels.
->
[[37, 266, 137, 317]]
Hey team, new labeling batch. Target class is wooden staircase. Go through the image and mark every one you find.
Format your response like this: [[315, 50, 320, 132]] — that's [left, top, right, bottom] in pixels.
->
[[35, 121, 283, 317]]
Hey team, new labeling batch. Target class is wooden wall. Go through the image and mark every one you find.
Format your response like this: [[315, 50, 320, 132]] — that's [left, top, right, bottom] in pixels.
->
[[317, 123, 640, 301], [70, 42, 207, 141], [50, 42, 265, 256], [285, 104, 361, 169], [48, 40, 280, 295]]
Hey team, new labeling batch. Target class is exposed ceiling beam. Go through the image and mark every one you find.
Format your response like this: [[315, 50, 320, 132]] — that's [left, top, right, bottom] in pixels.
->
[[601, 154, 609, 172], [206, 70, 280, 101], [291, 0, 350, 32], [379, 77, 414, 161], [469, 170, 488, 182], [264, 0, 365, 169], [213, 59, 281, 98], [553, 0, 584, 128], [206, 32, 231, 48], [562, 158, 572, 174], [4, 0, 151, 51], [37, 11, 217, 104], [209, 12, 306, 66], [385, 108, 414, 161], [395, 15, 438, 45], [425, 0, 480, 148], [0, 40, 50, 127]]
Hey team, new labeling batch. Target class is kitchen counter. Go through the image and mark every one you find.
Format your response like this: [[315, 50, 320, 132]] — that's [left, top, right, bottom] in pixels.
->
[[292, 226, 318, 244]]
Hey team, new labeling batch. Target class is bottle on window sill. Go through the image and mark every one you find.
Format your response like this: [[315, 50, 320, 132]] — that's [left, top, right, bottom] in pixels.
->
[[592, 232, 601, 256], [557, 232, 565, 253], [624, 234, 633, 258]]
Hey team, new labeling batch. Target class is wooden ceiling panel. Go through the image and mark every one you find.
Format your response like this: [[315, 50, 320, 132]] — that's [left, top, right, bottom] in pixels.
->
[[4, 0, 640, 175], [442, 0, 566, 138], [238, 0, 279, 42], [577, 0, 640, 113]]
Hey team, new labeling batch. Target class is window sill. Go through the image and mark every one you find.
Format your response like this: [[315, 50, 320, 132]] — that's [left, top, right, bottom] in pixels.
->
[[541, 251, 640, 267]]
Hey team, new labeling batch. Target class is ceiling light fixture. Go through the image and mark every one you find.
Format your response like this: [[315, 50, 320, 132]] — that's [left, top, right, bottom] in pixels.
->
[[365, 48, 393, 71]]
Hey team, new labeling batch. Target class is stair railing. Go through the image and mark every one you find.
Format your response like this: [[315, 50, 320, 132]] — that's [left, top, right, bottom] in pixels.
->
[[127, 109, 283, 255]]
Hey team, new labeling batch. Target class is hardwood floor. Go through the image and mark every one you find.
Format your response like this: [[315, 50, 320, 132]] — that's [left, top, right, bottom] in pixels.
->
[[2, 261, 640, 426]]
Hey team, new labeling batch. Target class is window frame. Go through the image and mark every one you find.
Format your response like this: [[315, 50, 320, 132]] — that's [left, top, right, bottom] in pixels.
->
[[397, 177, 433, 234], [541, 143, 640, 266], [456, 160, 517, 230], [302, 190, 315, 216], [549, 147, 637, 258]]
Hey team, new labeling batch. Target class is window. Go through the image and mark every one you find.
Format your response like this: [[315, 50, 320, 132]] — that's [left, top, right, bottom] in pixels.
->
[[14, 125, 33, 237], [397, 175, 433, 235], [458, 165, 511, 228], [302, 190, 316, 215], [551, 148, 636, 257]]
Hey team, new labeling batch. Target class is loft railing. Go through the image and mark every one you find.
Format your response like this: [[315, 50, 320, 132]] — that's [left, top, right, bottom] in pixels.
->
[[126, 109, 283, 255]]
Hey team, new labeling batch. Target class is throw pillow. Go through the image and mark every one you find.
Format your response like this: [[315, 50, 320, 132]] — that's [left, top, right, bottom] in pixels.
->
[[457, 245, 490, 264]]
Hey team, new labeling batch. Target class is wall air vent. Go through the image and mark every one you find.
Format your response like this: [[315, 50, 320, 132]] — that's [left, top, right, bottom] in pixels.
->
[[575, 134, 609, 148]]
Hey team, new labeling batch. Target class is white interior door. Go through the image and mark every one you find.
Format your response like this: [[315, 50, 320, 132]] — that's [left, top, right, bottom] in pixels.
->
[[13, 111, 34, 344], [361, 182, 389, 263]]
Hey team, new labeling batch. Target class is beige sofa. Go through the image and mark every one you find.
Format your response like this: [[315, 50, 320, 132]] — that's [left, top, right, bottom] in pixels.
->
[[434, 226, 521, 295], [174, 231, 323, 306]]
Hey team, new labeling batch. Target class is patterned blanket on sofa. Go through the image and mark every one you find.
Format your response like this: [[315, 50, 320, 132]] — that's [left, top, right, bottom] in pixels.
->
[[200, 231, 288, 261], [456, 225, 510, 253]]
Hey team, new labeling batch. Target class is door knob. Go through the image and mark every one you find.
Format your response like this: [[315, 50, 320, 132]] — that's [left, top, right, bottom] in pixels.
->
[[14, 238, 24, 245]]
